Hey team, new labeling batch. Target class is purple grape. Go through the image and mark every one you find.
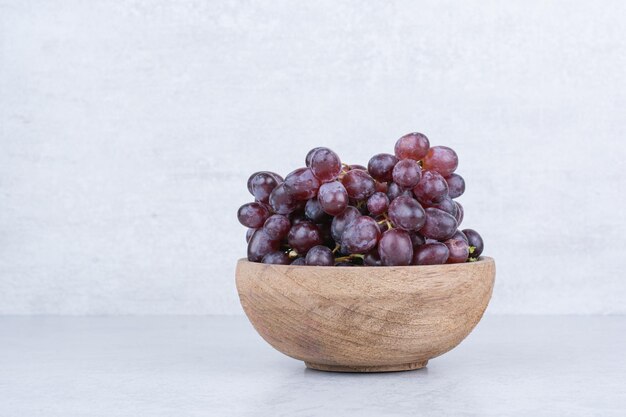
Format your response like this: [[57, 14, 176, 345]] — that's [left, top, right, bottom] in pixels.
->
[[341, 169, 376, 200], [247, 229, 280, 262], [388, 195, 426, 231], [247, 171, 282, 194], [284, 167, 321, 200], [375, 181, 388, 193], [310, 147, 342, 183], [263, 214, 291, 240], [423, 196, 457, 217], [454, 201, 464, 227], [305, 198, 329, 223], [462, 229, 484, 257], [318, 181, 349, 216], [287, 221, 322, 254], [367, 192, 390, 216], [289, 211, 307, 225], [386, 182, 413, 201], [445, 236, 470, 263], [246, 228, 257, 243], [445, 173, 465, 199], [305, 147, 323, 167], [291, 257, 307, 265], [378, 229, 413, 266], [451, 229, 468, 243], [330, 206, 360, 242], [394, 132, 430, 160], [412, 242, 449, 265], [420, 207, 457, 240], [368, 153, 398, 182], [262, 251, 290, 264], [392, 159, 422, 189], [413, 170, 449, 204], [237, 202, 271, 228], [247, 171, 281, 203], [409, 232, 425, 248], [269, 183, 298, 215], [423, 146, 458, 177], [305, 245, 335, 266], [341, 216, 381, 254]]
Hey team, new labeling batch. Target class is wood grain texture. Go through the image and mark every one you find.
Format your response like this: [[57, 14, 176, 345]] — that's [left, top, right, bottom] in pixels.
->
[[236, 257, 495, 372]]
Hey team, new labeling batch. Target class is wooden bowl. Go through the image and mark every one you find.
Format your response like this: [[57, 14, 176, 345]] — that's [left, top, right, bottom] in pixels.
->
[[235, 257, 495, 372]]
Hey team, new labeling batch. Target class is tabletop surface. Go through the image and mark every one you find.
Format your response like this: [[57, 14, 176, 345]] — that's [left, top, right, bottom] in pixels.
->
[[1, 315, 625, 417]]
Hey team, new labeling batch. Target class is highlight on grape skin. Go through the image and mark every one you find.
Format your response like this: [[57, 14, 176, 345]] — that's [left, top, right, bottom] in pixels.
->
[[237, 132, 485, 266]]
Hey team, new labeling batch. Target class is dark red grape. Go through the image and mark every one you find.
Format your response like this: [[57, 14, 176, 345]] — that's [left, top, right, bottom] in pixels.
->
[[364, 250, 382, 266], [341, 216, 381, 254], [269, 183, 298, 214], [368, 153, 398, 182], [445, 236, 469, 263], [445, 173, 465, 199], [247, 229, 280, 262], [305, 147, 323, 167], [386, 182, 413, 201], [392, 159, 422, 188], [388, 195, 426, 231], [310, 147, 342, 183], [409, 232, 425, 248], [305, 245, 335, 266], [462, 229, 484, 257], [291, 257, 307, 265], [394, 132, 430, 160], [420, 207, 457, 240], [262, 251, 290, 264], [248, 172, 281, 203], [454, 201, 464, 226], [451, 229, 468, 243], [422, 146, 458, 177], [413, 170, 449, 204], [423, 196, 457, 217], [305, 198, 329, 223], [378, 229, 413, 266], [318, 181, 349, 216], [263, 214, 291, 240], [330, 206, 360, 242], [246, 228, 257, 243], [412, 242, 449, 265], [341, 169, 376, 200], [375, 181, 388, 193], [284, 167, 321, 200], [367, 192, 389, 216], [237, 202, 271, 228], [287, 221, 322, 254]]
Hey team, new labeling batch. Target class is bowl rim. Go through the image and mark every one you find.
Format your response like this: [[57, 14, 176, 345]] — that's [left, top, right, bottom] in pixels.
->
[[237, 256, 494, 270]]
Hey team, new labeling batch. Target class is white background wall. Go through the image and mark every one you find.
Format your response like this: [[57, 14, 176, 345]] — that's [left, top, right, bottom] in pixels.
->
[[1, 0, 625, 315]]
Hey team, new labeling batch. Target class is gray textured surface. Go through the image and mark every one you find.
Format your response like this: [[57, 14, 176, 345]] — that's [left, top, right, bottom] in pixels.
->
[[1, 315, 625, 416], [1, 1, 626, 314]]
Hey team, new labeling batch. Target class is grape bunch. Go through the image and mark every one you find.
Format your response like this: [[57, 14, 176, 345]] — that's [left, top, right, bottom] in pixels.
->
[[238, 132, 485, 266]]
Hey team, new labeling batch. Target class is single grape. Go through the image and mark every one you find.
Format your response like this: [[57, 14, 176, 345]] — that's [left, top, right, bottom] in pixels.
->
[[368, 153, 398, 182], [422, 146, 458, 177], [413, 170, 449, 204], [409, 232, 425, 248], [341, 216, 381, 254], [378, 229, 413, 266], [247, 229, 280, 262], [305, 198, 329, 223], [248, 172, 281, 203], [445, 236, 470, 263], [284, 167, 321, 200], [247, 171, 282, 194], [237, 202, 271, 228], [462, 229, 484, 257], [445, 173, 465, 199], [287, 221, 322, 254], [451, 229, 468, 243], [423, 196, 457, 217], [412, 242, 449, 265], [330, 206, 360, 242], [262, 251, 290, 265], [246, 228, 257, 243], [310, 147, 342, 183], [364, 250, 382, 266], [367, 192, 390, 216], [454, 201, 464, 226], [420, 207, 457, 240], [305, 245, 335, 266], [269, 183, 298, 214], [394, 132, 430, 160], [263, 214, 291, 240], [305, 147, 323, 167], [386, 182, 413, 201], [388, 195, 426, 231], [318, 181, 349, 216], [392, 159, 422, 188], [291, 257, 307, 265], [341, 169, 376, 200]]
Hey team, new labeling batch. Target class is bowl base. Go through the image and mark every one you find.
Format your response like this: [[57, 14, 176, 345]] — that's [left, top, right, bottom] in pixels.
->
[[305, 360, 428, 373]]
